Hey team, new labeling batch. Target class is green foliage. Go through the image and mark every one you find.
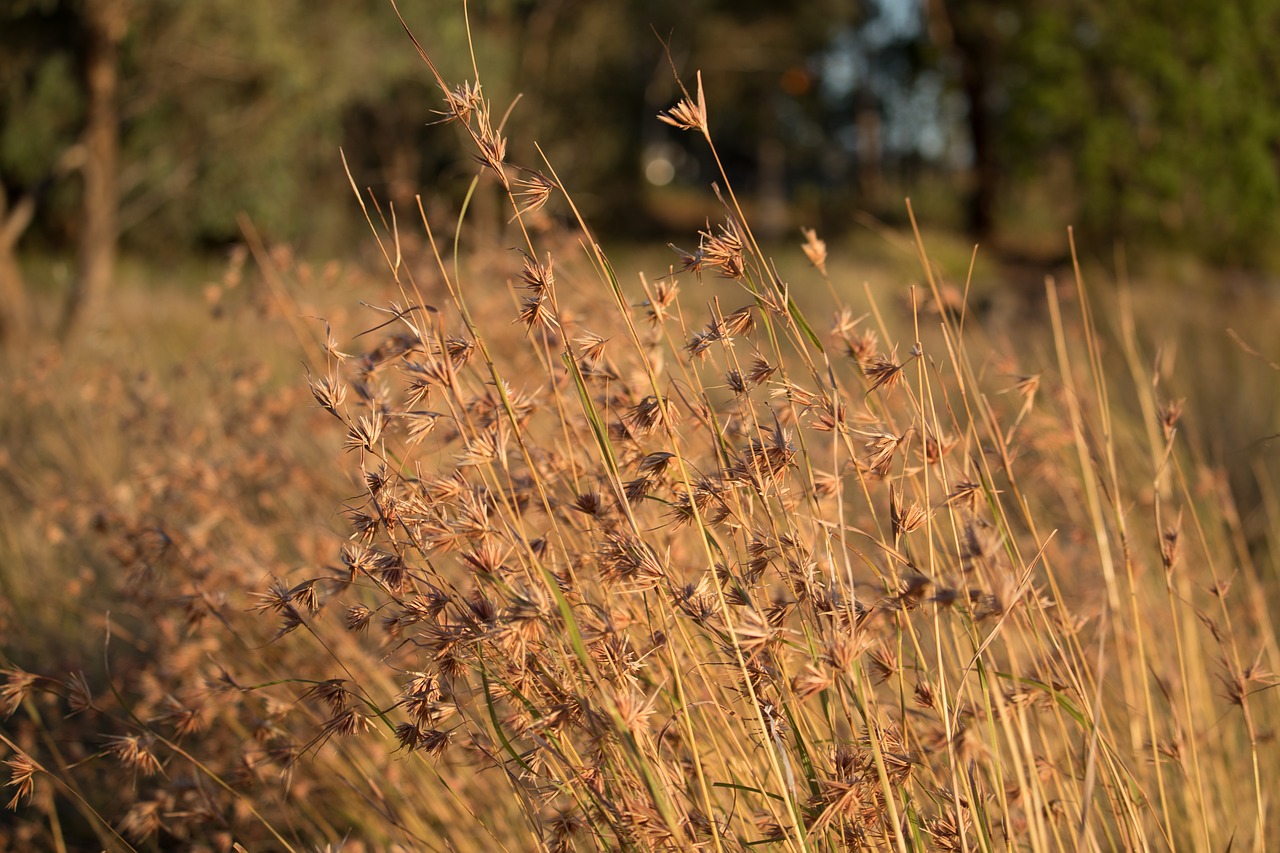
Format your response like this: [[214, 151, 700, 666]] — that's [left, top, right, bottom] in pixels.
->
[[4, 1, 1280, 265], [1, 0, 489, 251], [991, 0, 1280, 262], [114, 0, 462, 248], [0, 2, 85, 244], [0, 54, 81, 185]]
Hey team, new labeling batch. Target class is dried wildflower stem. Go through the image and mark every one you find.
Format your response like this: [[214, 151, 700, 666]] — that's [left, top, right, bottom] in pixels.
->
[[1168, 449, 1268, 843], [418, 196, 589, 583], [541, 157, 810, 807], [901, 270, 976, 846], [1069, 236, 1169, 821], [347, 160, 646, 846], [93, 624, 305, 851], [1047, 276, 1186, 844], [931, 312, 1089, 849], [444, 103, 722, 850], [0, 730, 129, 850]]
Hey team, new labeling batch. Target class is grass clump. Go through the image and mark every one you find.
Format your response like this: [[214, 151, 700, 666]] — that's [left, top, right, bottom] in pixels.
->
[[2, 11, 1278, 853]]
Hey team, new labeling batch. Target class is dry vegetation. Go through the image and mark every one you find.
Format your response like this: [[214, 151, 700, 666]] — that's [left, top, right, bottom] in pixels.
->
[[3, 15, 1280, 853]]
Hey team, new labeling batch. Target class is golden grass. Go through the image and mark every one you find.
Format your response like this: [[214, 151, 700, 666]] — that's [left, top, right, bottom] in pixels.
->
[[2, 15, 1279, 853]]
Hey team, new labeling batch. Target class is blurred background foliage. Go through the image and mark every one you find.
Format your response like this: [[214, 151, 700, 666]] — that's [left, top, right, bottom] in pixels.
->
[[3, 0, 1280, 297]]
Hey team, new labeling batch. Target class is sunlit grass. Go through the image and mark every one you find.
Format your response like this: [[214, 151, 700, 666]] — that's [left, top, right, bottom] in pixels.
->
[[2, 14, 1278, 853]]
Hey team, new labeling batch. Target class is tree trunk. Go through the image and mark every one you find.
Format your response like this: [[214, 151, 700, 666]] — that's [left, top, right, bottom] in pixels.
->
[[958, 43, 996, 244], [929, 1, 998, 245], [61, 0, 128, 339], [0, 186, 35, 347], [854, 88, 883, 206]]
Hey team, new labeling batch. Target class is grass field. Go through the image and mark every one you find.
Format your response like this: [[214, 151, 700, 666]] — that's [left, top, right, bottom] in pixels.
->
[[3, 35, 1280, 853]]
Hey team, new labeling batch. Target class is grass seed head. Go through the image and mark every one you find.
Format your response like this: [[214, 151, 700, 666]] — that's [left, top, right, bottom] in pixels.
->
[[3, 754, 37, 811]]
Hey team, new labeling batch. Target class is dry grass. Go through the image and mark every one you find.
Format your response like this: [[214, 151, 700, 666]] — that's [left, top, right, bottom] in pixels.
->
[[3, 15, 1279, 853]]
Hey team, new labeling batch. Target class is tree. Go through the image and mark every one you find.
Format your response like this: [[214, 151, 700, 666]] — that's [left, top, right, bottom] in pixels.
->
[[473, 0, 859, 238], [927, 1, 1008, 243], [1, 0, 486, 340], [61, 0, 127, 337], [931, 0, 1280, 263]]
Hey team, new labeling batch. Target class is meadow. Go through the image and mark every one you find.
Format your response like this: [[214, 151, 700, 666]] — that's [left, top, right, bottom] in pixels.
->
[[3, 24, 1280, 853]]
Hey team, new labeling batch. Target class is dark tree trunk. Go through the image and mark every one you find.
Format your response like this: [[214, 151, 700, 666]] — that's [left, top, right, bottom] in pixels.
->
[[930, 1, 999, 245], [958, 40, 996, 243], [61, 0, 127, 339]]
